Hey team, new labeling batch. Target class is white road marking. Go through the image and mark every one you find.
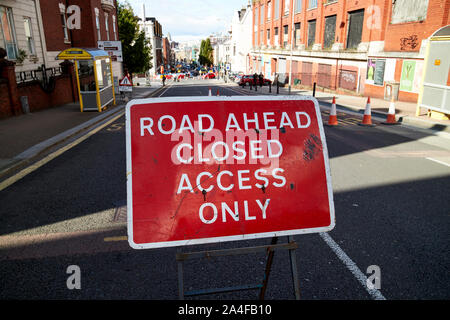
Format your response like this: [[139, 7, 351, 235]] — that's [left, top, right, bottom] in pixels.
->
[[426, 157, 450, 168], [319, 232, 387, 300]]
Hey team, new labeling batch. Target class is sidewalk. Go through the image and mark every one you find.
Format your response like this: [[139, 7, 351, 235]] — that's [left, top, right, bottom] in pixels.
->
[[229, 81, 450, 133], [0, 83, 163, 177]]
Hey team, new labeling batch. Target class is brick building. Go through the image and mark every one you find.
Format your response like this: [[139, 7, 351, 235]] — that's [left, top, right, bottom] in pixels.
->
[[0, 0, 79, 118], [250, 0, 450, 102], [40, 0, 122, 78], [0, 0, 124, 119]]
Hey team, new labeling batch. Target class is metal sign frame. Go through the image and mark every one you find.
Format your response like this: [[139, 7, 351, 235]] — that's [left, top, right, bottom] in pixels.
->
[[125, 96, 335, 250]]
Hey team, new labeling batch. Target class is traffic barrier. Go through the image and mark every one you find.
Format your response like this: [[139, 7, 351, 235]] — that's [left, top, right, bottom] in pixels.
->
[[382, 96, 401, 125], [208, 88, 211, 96], [326, 97, 338, 126], [359, 97, 376, 127]]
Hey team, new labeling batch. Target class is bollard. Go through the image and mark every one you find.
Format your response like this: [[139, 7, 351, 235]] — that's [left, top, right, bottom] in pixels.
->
[[255, 81, 257, 91], [313, 82, 316, 97], [269, 82, 271, 93], [276, 81, 279, 94]]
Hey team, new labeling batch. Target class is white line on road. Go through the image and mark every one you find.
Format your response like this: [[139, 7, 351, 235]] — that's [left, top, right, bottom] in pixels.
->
[[425, 157, 450, 167], [319, 232, 387, 300]]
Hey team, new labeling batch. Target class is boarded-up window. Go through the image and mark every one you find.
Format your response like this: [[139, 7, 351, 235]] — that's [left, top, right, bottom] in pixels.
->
[[323, 15, 336, 49], [283, 25, 289, 47], [346, 9, 364, 49], [307, 20, 316, 48], [391, 0, 428, 24], [274, 0, 280, 20], [302, 62, 313, 86], [294, 23, 301, 48], [339, 69, 357, 91], [318, 64, 332, 88]]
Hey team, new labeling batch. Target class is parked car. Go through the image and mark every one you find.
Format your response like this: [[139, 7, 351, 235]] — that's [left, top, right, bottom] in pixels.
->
[[239, 74, 271, 86], [202, 72, 215, 79]]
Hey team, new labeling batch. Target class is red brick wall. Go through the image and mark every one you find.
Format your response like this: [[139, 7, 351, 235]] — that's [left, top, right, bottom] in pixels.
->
[[383, 0, 449, 52], [41, 0, 118, 51], [0, 80, 13, 119], [40, 0, 72, 52], [16, 75, 76, 112]]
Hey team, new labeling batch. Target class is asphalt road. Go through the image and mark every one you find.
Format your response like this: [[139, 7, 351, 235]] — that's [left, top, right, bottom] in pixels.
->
[[0, 78, 449, 303]]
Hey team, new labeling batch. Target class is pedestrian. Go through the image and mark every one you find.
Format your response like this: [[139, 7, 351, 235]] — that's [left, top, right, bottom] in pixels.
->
[[253, 73, 258, 87], [259, 72, 264, 87], [162, 74, 166, 86]]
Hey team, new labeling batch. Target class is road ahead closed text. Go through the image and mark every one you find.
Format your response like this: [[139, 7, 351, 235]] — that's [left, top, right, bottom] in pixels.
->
[[126, 97, 334, 249]]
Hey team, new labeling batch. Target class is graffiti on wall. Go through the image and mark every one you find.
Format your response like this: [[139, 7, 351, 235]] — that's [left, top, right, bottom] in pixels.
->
[[400, 35, 419, 50]]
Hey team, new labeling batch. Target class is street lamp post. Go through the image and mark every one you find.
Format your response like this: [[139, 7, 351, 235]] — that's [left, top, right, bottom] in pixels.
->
[[288, 1, 295, 95]]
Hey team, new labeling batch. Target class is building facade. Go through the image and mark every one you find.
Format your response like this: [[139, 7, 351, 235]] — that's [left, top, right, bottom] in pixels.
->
[[0, 0, 47, 73], [0, 0, 123, 118], [39, 0, 122, 78], [229, 2, 253, 73], [138, 5, 163, 76], [250, 0, 450, 102]]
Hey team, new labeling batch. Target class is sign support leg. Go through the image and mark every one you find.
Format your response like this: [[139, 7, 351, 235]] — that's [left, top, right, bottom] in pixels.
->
[[288, 236, 301, 300], [177, 247, 185, 300], [258, 236, 278, 300], [176, 237, 299, 300]]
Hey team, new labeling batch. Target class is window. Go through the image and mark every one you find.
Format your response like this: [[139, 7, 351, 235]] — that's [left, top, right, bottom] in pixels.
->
[[295, 0, 302, 13], [0, 6, 18, 59], [283, 25, 289, 47], [294, 23, 301, 47], [112, 15, 117, 40], [60, 12, 69, 42], [274, 27, 279, 47], [23, 17, 35, 55], [105, 14, 109, 41], [260, 4, 264, 25], [308, 0, 318, 9], [346, 9, 364, 49], [323, 15, 336, 49], [274, 0, 279, 20], [267, 1, 272, 20], [391, 0, 428, 24], [260, 29, 263, 45], [307, 19, 316, 48], [284, 0, 290, 16], [267, 28, 270, 44], [95, 8, 101, 41]]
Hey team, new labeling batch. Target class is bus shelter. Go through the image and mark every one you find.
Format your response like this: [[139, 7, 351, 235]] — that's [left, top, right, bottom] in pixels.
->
[[417, 25, 450, 119], [56, 48, 116, 112]]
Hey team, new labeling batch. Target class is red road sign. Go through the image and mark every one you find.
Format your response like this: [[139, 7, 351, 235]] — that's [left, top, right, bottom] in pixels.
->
[[119, 75, 132, 86], [126, 96, 335, 249]]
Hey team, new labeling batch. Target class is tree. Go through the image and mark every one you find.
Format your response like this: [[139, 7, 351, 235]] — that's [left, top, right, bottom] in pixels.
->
[[199, 38, 213, 67], [117, 1, 152, 76]]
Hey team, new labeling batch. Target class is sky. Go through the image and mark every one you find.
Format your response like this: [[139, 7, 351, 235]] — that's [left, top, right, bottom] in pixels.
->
[[125, 0, 251, 43]]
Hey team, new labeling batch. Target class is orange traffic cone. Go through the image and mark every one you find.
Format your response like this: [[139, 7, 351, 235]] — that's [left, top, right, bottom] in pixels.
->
[[359, 97, 376, 127], [208, 88, 212, 96], [326, 97, 338, 126], [382, 96, 401, 125], [216, 89, 220, 96]]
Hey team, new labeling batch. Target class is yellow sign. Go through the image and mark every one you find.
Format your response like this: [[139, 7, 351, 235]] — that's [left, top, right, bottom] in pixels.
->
[[434, 59, 441, 66]]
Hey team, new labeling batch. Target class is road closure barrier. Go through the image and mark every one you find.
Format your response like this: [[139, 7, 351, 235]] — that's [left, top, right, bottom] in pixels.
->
[[326, 97, 338, 126], [382, 96, 401, 125], [359, 97, 376, 127]]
